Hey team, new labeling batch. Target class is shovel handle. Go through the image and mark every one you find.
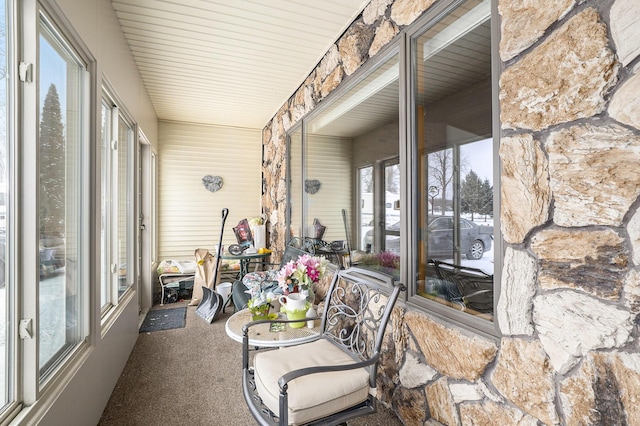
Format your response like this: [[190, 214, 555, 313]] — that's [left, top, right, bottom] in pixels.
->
[[211, 208, 228, 291]]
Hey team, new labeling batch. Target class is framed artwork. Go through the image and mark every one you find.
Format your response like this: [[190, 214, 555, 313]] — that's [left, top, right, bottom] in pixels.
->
[[233, 219, 253, 247]]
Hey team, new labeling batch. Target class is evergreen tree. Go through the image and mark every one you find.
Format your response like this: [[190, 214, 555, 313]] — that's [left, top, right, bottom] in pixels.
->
[[479, 178, 493, 218], [460, 170, 493, 220], [39, 83, 65, 238]]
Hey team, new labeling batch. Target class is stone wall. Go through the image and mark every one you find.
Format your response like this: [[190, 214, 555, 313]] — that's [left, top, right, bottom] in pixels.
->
[[262, 0, 640, 424]]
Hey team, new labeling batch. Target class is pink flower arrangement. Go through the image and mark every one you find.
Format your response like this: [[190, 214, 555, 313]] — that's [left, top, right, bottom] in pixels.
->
[[376, 250, 400, 268], [277, 254, 329, 294]]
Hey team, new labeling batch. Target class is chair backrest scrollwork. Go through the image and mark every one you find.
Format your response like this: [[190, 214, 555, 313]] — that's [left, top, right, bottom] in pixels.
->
[[320, 267, 405, 382]]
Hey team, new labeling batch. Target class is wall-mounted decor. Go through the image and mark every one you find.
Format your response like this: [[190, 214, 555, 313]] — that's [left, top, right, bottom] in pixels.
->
[[304, 179, 321, 194], [202, 175, 223, 192]]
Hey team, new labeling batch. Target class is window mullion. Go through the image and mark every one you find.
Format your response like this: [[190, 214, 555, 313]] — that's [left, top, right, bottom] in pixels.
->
[[452, 144, 461, 265]]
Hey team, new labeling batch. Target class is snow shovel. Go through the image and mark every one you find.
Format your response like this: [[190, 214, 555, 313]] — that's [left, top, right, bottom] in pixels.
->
[[196, 208, 229, 323], [342, 208, 352, 267]]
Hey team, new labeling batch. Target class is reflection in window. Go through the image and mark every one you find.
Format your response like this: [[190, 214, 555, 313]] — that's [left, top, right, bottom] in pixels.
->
[[38, 15, 86, 376], [303, 133, 352, 243], [117, 115, 133, 298], [294, 51, 400, 274], [100, 101, 110, 310], [358, 166, 373, 251], [382, 159, 400, 253], [414, 0, 494, 321], [288, 129, 302, 240]]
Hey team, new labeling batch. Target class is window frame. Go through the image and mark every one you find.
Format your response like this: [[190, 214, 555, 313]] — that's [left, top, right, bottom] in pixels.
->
[[100, 82, 137, 318], [0, 0, 17, 417], [285, 0, 501, 338], [34, 1, 93, 386], [16, 0, 97, 413], [404, 0, 500, 338]]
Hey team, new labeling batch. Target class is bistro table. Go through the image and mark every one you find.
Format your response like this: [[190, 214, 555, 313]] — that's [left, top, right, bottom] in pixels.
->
[[225, 308, 321, 348], [220, 251, 271, 280]]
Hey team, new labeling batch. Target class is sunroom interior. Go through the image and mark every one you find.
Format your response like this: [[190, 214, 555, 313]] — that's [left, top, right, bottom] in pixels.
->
[[3, 0, 640, 424]]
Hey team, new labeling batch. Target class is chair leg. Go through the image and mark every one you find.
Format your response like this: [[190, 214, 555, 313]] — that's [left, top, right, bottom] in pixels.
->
[[160, 287, 165, 306], [222, 293, 233, 313]]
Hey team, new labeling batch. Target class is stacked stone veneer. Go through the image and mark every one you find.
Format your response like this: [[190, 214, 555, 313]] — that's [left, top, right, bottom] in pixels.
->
[[262, 0, 640, 424]]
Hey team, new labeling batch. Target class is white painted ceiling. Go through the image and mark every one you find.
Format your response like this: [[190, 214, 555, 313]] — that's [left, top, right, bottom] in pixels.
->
[[111, 0, 370, 130]]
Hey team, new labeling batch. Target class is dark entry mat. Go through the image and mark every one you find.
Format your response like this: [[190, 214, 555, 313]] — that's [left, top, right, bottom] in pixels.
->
[[139, 307, 187, 333]]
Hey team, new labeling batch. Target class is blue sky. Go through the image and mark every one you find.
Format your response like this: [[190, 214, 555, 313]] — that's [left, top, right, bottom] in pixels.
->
[[461, 138, 493, 185], [39, 32, 68, 117]]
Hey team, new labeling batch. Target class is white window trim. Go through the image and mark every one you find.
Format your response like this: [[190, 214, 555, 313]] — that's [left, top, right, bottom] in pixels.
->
[[99, 80, 138, 323], [16, 0, 96, 417]]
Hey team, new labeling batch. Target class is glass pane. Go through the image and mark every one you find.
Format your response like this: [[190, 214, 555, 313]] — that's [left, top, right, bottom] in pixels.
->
[[414, 0, 494, 320], [358, 166, 373, 251], [304, 52, 400, 275], [427, 148, 454, 259], [460, 138, 493, 261], [38, 17, 85, 374], [303, 133, 351, 243], [117, 115, 132, 298], [100, 101, 110, 309], [288, 129, 302, 240], [0, 0, 9, 406], [383, 161, 400, 253]]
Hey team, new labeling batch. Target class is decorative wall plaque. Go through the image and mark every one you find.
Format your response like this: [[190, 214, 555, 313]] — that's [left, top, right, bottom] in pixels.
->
[[202, 175, 223, 192], [304, 179, 321, 194]]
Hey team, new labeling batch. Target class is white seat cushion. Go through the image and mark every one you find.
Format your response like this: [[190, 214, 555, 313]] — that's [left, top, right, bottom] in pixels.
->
[[253, 338, 370, 425]]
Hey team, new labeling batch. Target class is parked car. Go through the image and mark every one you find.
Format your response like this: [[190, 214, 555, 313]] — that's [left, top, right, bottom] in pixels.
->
[[0, 233, 66, 287], [39, 235, 66, 278], [363, 216, 493, 260]]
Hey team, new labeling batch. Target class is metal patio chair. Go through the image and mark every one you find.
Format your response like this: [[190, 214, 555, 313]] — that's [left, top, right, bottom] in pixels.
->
[[241, 267, 405, 425]]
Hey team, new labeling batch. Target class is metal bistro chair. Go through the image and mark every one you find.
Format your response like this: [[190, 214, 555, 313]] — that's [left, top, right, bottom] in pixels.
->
[[242, 267, 405, 425], [429, 258, 493, 314]]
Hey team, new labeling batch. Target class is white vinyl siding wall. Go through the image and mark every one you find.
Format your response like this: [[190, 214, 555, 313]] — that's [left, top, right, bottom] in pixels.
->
[[158, 121, 262, 259], [305, 135, 353, 243]]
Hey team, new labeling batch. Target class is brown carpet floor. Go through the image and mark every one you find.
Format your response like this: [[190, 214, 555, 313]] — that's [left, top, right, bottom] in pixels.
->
[[98, 301, 403, 426]]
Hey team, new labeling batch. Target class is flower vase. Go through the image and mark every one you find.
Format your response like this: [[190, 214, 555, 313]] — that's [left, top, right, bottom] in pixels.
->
[[286, 303, 309, 328], [300, 287, 315, 305]]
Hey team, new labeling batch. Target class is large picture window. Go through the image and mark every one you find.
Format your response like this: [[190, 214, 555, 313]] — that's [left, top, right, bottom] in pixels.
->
[[38, 12, 88, 378], [287, 0, 497, 335], [412, 0, 495, 323]]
